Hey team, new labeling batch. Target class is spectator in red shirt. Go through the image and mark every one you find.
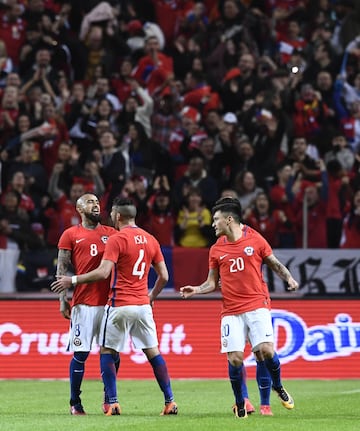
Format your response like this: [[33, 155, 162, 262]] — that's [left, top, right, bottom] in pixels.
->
[[0, 84, 19, 147], [182, 69, 221, 118], [145, 184, 175, 247], [292, 83, 331, 144], [341, 189, 360, 248], [151, 86, 182, 153], [132, 35, 174, 95], [269, 162, 296, 248], [168, 105, 208, 180], [0, 1, 26, 68], [2, 170, 35, 217], [38, 101, 70, 177], [276, 18, 307, 65], [153, 0, 194, 47], [287, 159, 329, 248], [243, 191, 290, 249], [45, 180, 85, 246], [111, 58, 133, 105], [325, 159, 352, 248]]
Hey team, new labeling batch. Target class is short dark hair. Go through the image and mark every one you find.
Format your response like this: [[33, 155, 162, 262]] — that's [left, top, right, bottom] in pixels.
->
[[212, 197, 242, 222], [112, 197, 137, 219]]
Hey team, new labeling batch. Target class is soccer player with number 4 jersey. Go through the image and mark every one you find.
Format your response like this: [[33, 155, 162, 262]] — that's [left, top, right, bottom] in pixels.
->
[[54, 193, 117, 415], [51, 197, 178, 417], [180, 197, 299, 418]]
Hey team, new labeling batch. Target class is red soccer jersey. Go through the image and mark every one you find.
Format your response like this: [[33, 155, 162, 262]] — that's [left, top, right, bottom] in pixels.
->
[[58, 224, 116, 306], [209, 225, 273, 317], [103, 225, 164, 307]]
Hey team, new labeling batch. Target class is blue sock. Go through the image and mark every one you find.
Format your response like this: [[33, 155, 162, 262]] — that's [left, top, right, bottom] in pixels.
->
[[256, 360, 272, 405], [264, 352, 282, 389], [241, 365, 249, 398], [103, 353, 120, 404], [228, 361, 244, 405], [114, 353, 120, 374], [70, 351, 89, 404], [100, 353, 118, 404], [149, 354, 174, 403]]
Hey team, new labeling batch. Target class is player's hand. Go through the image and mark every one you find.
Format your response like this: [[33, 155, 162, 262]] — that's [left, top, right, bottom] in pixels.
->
[[59, 298, 71, 320], [180, 285, 197, 299], [51, 276, 72, 293], [287, 276, 299, 291]]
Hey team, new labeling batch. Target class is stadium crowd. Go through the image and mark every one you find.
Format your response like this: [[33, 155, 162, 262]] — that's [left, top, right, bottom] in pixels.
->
[[0, 0, 360, 291]]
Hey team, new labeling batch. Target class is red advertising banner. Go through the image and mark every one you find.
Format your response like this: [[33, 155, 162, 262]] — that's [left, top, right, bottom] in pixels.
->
[[0, 299, 359, 379]]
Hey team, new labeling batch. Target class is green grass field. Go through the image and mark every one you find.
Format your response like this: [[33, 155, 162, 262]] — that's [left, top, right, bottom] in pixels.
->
[[0, 379, 358, 431]]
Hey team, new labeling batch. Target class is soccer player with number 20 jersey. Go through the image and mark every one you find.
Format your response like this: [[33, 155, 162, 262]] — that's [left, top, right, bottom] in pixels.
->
[[180, 197, 299, 418]]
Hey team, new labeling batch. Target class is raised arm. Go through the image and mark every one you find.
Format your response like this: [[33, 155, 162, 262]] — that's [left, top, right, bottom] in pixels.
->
[[264, 254, 298, 291]]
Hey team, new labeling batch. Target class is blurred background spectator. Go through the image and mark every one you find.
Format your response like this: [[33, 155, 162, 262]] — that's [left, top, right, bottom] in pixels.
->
[[174, 185, 214, 248]]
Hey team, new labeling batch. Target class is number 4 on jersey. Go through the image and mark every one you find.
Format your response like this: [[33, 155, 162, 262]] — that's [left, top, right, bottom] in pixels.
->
[[132, 249, 146, 279]]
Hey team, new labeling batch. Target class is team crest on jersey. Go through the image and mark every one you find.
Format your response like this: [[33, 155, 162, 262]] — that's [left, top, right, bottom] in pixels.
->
[[244, 246, 254, 256], [222, 339, 228, 348], [73, 337, 82, 347], [101, 236, 109, 243]]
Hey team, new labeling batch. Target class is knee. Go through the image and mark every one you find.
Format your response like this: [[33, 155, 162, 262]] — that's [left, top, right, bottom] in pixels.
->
[[74, 351, 89, 362], [143, 347, 160, 361], [228, 351, 243, 367], [100, 346, 117, 355], [258, 343, 274, 359]]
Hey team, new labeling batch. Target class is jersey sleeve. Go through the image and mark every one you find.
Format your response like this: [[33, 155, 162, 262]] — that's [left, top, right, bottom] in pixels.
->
[[258, 232, 273, 259], [58, 228, 72, 250], [152, 238, 165, 264], [103, 235, 122, 263], [208, 245, 218, 269]]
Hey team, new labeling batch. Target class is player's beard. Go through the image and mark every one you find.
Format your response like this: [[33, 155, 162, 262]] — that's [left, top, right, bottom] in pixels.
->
[[85, 211, 101, 224]]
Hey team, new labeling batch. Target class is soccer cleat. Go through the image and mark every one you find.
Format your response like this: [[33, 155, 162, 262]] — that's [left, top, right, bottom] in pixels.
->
[[260, 405, 274, 416], [272, 386, 294, 409], [160, 401, 178, 415], [232, 402, 248, 419], [70, 403, 86, 415], [244, 397, 255, 414], [102, 389, 110, 414], [102, 402, 110, 414], [105, 402, 121, 416]]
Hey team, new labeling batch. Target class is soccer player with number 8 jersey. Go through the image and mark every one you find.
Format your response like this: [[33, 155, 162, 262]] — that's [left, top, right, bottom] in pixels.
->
[[51, 197, 178, 417], [54, 193, 117, 415]]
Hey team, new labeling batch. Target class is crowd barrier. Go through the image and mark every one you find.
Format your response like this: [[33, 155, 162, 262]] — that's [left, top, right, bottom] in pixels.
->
[[0, 299, 359, 379], [151, 247, 360, 296]]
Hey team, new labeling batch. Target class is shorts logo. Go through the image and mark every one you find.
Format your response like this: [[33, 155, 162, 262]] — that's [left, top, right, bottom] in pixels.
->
[[222, 339, 228, 348], [73, 337, 82, 347], [244, 246, 254, 256], [101, 236, 109, 243]]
